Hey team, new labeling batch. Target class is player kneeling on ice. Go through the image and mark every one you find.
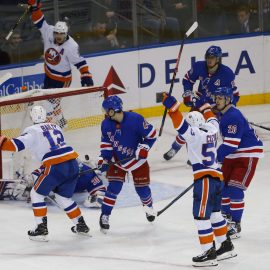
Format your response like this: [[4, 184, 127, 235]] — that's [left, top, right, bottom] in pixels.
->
[[97, 95, 157, 233], [162, 93, 237, 267], [0, 105, 90, 241]]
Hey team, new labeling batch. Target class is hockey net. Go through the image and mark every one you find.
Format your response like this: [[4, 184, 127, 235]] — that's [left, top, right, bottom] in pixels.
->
[[0, 86, 107, 181]]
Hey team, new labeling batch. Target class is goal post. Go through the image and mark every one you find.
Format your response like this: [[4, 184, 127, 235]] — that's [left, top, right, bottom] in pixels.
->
[[0, 86, 108, 180]]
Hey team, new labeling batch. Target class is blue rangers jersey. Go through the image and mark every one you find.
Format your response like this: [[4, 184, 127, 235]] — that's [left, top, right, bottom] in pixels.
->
[[100, 112, 157, 171], [183, 61, 239, 105], [217, 106, 264, 162]]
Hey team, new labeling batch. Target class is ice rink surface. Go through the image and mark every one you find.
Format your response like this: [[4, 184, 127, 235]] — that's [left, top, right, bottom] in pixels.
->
[[0, 104, 269, 270]]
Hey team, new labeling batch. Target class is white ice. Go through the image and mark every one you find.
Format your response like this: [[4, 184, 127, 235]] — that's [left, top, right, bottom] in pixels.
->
[[0, 104, 270, 270]]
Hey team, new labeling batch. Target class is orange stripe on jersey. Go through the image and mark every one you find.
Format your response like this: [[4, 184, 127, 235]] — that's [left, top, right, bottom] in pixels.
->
[[45, 65, 72, 83], [168, 110, 184, 129], [199, 234, 214, 245], [66, 207, 81, 219], [34, 166, 51, 191], [32, 9, 43, 22], [199, 178, 209, 218], [79, 66, 90, 74], [213, 225, 228, 237], [203, 109, 216, 121], [194, 171, 223, 181], [1, 139, 17, 151], [33, 207, 47, 217], [42, 152, 78, 166]]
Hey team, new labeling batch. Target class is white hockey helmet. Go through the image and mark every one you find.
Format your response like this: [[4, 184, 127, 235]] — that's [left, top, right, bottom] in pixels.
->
[[186, 111, 205, 128], [54, 21, 68, 34], [30, 105, 47, 124]]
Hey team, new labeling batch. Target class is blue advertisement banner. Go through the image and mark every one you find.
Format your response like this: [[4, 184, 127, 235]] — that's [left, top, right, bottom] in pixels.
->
[[0, 73, 44, 97]]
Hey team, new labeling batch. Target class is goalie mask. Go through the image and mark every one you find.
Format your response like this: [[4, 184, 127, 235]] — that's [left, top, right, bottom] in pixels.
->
[[186, 111, 205, 128], [30, 105, 47, 124]]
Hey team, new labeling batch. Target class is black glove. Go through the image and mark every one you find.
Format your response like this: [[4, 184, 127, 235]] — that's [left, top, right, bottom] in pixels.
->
[[81, 73, 94, 87]]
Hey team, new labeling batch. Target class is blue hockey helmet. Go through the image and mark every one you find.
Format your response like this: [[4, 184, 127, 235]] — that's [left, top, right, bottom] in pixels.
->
[[205, 45, 222, 59], [102, 95, 123, 113], [213, 87, 234, 100]]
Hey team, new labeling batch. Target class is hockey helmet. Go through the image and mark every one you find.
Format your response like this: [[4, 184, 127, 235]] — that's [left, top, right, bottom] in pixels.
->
[[205, 45, 222, 59], [54, 21, 68, 34], [102, 95, 123, 113], [213, 86, 234, 101], [30, 105, 47, 124], [186, 111, 205, 128]]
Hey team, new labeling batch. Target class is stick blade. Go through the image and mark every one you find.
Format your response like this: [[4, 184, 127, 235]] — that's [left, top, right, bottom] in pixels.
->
[[185, 21, 198, 38]]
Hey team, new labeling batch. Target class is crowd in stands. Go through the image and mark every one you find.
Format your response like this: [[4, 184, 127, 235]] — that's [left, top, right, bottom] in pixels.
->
[[1, 0, 270, 66]]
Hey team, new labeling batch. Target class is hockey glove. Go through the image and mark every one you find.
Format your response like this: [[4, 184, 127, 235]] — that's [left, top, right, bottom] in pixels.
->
[[97, 157, 109, 174], [192, 93, 211, 112], [182, 90, 194, 107], [162, 93, 180, 112], [27, 0, 41, 11], [135, 143, 150, 160], [81, 73, 94, 87]]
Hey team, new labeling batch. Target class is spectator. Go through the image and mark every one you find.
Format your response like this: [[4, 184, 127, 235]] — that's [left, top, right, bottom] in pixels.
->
[[229, 4, 259, 34], [2, 31, 23, 64], [137, 0, 180, 45], [87, 21, 119, 53], [161, 0, 192, 38]]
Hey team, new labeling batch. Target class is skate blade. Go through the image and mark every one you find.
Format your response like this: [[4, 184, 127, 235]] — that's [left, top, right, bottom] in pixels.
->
[[217, 251, 237, 261], [230, 233, 240, 240], [71, 227, 92, 237], [29, 235, 49, 242], [192, 259, 218, 267]]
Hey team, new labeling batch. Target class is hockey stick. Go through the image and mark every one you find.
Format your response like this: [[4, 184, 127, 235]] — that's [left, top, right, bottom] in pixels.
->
[[156, 183, 194, 216], [0, 73, 12, 85], [249, 122, 270, 131], [79, 156, 134, 176], [5, 5, 31, 41], [158, 21, 198, 137]]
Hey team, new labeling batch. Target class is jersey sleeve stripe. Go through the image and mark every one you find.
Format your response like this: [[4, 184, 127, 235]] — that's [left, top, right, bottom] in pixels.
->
[[1, 138, 18, 151]]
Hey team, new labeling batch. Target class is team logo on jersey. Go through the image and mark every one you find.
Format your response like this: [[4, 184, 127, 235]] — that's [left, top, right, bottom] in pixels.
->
[[214, 79, 220, 86], [45, 48, 62, 65], [143, 120, 150, 129], [103, 66, 126, 95], [228, 125, 237, 134]]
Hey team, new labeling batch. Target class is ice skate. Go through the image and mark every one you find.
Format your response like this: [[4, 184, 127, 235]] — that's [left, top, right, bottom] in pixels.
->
[[83, 193, 103, 208], [99, 214, 110, 234], [143, 205, 156, 222], [71, 216, 90, 236], [28, 217, 49, 242], [216, 237, 237, 261], [163, 148, 179, 161], [227, 221, 241, 239], [192, 246, 218, 267]]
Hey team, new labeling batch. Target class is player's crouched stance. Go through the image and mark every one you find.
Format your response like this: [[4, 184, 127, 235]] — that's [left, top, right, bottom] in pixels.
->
[[0, 106, 90, 241], [162, 93, 237, 267], [97, 96, 157, 233]]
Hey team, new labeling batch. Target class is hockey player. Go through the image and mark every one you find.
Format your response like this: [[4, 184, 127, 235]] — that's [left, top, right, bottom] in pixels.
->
[[97, 95, 157, 233], [162, 93, 237, 267], [0, 105, 89, 241], [213, 87, 264, 239], [27, 0, 94, 128], [164, 45, 239, 161], [31, 159, 107, 208]]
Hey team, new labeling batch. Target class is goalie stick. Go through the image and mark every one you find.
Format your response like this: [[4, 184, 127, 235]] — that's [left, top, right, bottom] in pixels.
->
[[249, 122, 270, 131], [158, 21, 198, 137]]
